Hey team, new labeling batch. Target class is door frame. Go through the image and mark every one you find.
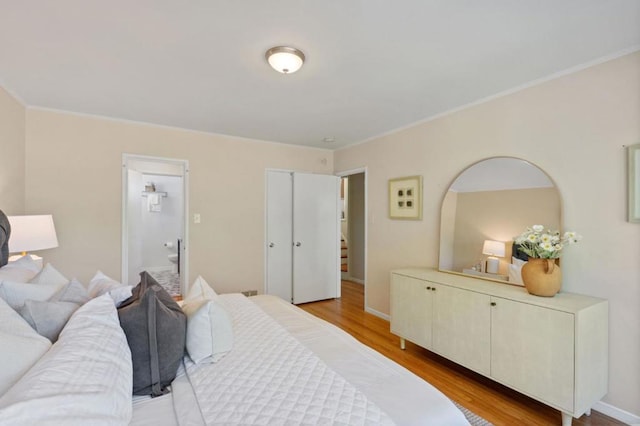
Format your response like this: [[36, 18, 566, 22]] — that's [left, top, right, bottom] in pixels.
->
[[121, 153, 190, 294], [336, 167, 370, 313]]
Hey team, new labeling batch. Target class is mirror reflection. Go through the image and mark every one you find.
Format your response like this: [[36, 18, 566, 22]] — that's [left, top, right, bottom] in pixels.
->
[[439, 157, 561, 284]]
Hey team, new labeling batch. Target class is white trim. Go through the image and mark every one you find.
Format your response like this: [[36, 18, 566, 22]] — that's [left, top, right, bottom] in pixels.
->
[[0, 80, 26, 105], [365, 306, 390, 321], [121, 162, 128, 284], [121, 154, 189, 295], [27, 106, 333, 153], [337, 46, 640, 152], [592, 401, 640, 425], [10, 47, 640, 153]]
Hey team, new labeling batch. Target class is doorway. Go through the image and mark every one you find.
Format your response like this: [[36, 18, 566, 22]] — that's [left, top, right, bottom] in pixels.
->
[[337, 168, 366, 307], [122, 154, 189, 296]]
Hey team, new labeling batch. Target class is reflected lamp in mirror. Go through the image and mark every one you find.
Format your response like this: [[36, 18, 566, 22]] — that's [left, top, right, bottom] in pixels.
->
[[482, 240, 505, 274], [438, 157, 561, 285], [8, 215, 58, 266]]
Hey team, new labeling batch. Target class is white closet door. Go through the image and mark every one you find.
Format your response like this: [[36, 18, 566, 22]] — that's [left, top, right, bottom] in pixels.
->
[[292, 173, 340, 304], [265, 171, 293, 302]]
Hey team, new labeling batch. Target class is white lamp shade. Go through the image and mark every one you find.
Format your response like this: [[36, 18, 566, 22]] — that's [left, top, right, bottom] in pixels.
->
[[482, 240, 505, 257], [7, 215, 59, 253], [266, 46, 305, 74]]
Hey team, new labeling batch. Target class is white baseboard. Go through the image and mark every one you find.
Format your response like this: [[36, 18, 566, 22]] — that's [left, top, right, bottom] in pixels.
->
[[365, 306, 390, 321], [346, 276, 365, 285], [593, 401, 640, 425]]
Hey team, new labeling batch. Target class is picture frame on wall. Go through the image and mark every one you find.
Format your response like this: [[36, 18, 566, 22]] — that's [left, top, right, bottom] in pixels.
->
[[628, 144, 640, 223], [389, 175, 423, 220]]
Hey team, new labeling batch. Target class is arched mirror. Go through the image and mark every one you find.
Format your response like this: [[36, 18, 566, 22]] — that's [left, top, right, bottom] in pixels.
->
[[439, 157, 561, 285]]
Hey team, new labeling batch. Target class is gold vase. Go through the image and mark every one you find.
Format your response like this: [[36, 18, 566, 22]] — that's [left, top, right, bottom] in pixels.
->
[[521, 258, 562, 297]]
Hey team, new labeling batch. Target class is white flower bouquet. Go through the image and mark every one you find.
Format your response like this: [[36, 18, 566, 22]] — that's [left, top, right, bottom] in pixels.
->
[[514, 224, 581, 259]]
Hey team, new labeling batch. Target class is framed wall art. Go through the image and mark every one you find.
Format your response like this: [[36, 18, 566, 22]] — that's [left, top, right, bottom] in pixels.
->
[[389, 175, 422, 220], [628, 144, 640, 223]]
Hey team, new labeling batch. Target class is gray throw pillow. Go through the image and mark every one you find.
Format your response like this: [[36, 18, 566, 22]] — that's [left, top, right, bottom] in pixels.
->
[[117, 271, 186, 397], [0, 210, 10, 268], [18, 300, 80, 342], [53, 278, 90, 305]]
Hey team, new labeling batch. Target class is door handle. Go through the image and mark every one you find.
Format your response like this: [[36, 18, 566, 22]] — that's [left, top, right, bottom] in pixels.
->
[[268, 242, 275, 248], [295, 242, 302, 247]]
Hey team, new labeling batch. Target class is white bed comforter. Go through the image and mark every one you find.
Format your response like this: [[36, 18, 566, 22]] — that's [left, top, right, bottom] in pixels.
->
[[131, 294, 470, 426], [182, 294, 394, 425]]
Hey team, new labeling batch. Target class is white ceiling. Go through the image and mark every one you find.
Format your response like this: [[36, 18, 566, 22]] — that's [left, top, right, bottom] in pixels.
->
[[0, 1, 638, 149]]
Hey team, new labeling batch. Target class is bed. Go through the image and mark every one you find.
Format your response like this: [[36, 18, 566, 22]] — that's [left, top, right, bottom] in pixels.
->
[[130, 293, 469, 425], [0, 209, 469, 425]]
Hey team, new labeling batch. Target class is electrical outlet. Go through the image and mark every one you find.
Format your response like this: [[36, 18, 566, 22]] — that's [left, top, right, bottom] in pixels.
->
[[194, 213, 201, 224]]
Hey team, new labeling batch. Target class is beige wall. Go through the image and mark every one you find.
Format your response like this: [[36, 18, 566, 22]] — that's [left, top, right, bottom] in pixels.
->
[[335, 52, 640, 416], [451, 187, 560, 274], [0, 87, 25, 215], [24, 109, 333, 293], [10, 49, 640, 418]]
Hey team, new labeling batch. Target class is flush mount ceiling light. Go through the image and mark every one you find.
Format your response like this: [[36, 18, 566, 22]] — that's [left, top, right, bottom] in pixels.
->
[[265, 46, 305, 74]]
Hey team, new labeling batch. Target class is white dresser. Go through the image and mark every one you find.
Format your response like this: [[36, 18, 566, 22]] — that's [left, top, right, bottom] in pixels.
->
[[390, 268, 608, 426]]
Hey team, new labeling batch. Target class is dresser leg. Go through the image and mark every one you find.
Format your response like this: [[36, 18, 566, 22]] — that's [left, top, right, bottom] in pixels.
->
[[400, 338, 405, 350], [585, 409, 591, 416], [561, 412, 572, 426]]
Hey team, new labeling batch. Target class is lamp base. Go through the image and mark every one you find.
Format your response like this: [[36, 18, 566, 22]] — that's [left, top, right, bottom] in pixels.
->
[[8, 253, 43, 269], [486, 256, 499, 274]]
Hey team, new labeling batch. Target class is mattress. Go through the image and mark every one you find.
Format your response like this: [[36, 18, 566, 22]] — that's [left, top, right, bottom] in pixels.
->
[[130, 294, 469, 426]]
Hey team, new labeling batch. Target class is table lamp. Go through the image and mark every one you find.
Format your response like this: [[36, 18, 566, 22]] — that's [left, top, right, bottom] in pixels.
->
[[482, 240, 505, 274], [8, 215, 58, 267]]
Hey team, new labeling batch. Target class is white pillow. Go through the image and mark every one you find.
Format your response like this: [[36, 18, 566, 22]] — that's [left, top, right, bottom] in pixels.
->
[[0, 294, 133, 424], [29, 263, 69, 286], [87, 271, 132, 306], [0, 297, 51, 395], [0, 281, 66, 310], [512, 256, 527, 267], [4, 255, 41, 274], [0, 255, 41, 282], [508, 262, 526, 286], [0, 267, 36, 283], [182, 298, 233, 364], [185, 275, 218, 302]]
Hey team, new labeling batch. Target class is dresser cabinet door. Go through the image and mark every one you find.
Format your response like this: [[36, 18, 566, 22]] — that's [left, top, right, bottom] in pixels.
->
[[432, 284, 491, 375], [490, 297, 575, 412], [390, 274, 433, 349]]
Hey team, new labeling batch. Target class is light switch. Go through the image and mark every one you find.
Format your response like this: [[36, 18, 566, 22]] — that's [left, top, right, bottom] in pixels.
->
[[194, 213, 201, 224]]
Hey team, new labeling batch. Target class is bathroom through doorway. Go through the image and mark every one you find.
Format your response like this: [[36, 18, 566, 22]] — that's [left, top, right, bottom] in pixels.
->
[[122, 154, 189, 297]]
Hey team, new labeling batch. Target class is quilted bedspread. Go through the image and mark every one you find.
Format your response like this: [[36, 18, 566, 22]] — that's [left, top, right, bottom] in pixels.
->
[[183, 294, 394, 425]]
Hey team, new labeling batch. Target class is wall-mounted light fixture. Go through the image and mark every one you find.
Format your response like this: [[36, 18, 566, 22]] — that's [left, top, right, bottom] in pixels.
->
[[265, 46, 305, 74]]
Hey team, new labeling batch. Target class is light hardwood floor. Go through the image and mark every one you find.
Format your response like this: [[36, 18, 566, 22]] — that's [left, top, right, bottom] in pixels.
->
[[299, 281, 622, 426]]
